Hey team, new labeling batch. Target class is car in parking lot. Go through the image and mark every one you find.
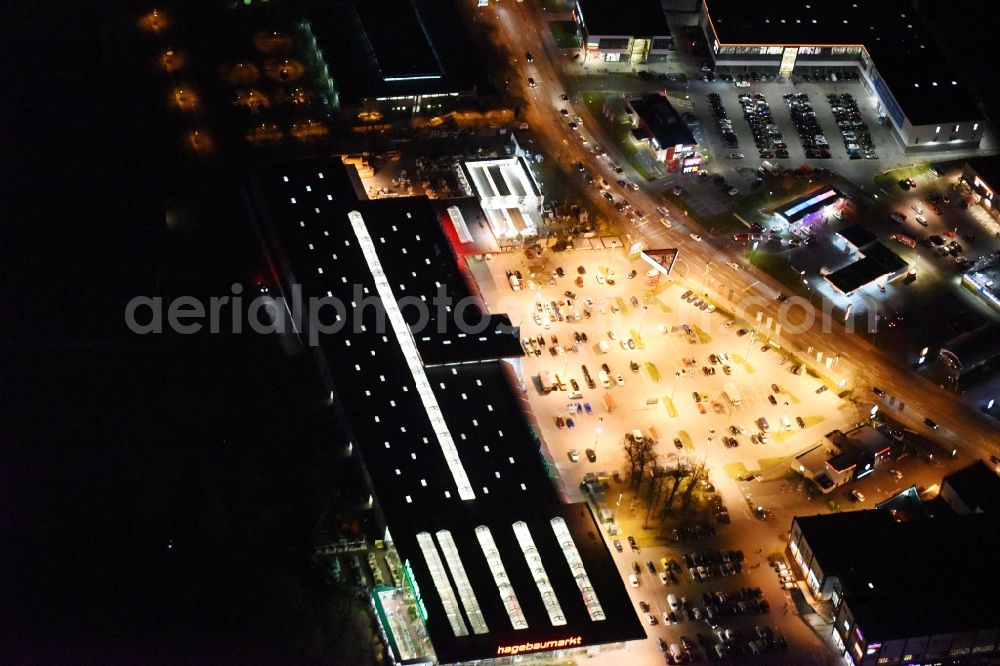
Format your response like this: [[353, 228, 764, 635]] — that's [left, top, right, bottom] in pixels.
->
[[923, 417, 939, 430], [585, 447, 596, 461], [850, 489, 866, 503], [613, 538, 622, 552], [628, 535, 639, 552], [567, 448, 579, 461]]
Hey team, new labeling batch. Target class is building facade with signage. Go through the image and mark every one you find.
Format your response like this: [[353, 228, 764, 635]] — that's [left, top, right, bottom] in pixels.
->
[[788, 511, 1000, 665], [962, 156, 1000, 213], [574, 0, 673, 64], [699, 0, 985, 153]]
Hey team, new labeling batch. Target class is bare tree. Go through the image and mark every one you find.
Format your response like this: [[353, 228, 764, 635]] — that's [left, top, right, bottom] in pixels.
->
[[623, 435, 657, 487], [680, 460, 708, 512], [661, 454, 691, 515]]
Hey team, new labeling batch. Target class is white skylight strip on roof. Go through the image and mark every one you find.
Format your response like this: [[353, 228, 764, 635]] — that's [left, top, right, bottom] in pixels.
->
[[416, 532, 470, 637], [446, 205, 474, 244], [512, 521, 566, 626], [474, 526, 528, 630], [550, 517, 606, 622], [349, 211, 475, 501], [436, 530, 489, 635]]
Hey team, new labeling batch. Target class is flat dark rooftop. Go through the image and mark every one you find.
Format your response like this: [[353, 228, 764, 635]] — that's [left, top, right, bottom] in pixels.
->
[[795, 511, 1000, 640], [941, 322, 1000, 372], [943, 460, 1000, 514], [825, 242, 906, 294], [356, 0, 441, 80], [417, 314, 524, 367], [628, 94, 696, 149], [577, 0, 669, 38], [248, 159, 643, 662], [837, 224, 877, 250], [703, 0, 982, 125], [966, 156, 1000, 189], [308, 0, 493, 103]]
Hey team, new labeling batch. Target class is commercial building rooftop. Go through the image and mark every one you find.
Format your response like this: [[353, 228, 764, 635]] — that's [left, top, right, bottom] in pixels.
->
[[825, 241, 906, 295], [306, 0, 493, 104], [627, 94, 696, 149], [576, 0, 670, 37], [794, 511, 1000, 640], [836, 224, 877, 250], [939, 322, 1000, 378], [247, 159, 644, 663], [943, 460, 1000, 514], [774, 186, 842, 224], [703, 0, 982, 125]]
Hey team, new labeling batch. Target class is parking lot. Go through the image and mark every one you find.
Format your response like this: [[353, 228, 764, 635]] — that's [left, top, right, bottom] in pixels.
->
[[469, 246, 852, 662], [673, 78, 905, 196]]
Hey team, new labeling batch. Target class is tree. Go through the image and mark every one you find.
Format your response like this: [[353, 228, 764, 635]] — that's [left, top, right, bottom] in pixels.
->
[[680, 460, 708, 512], [661, 455, 691, 515], [623, 435, 657, 487]]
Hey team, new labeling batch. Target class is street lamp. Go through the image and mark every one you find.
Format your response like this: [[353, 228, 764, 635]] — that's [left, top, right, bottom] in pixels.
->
[[744, 329, 756, 361], [593, 424, 603, 453], [670, 370, 682, 402]]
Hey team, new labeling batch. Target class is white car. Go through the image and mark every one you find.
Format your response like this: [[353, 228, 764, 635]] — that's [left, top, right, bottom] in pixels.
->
[[851, 489, 866, 503], [568, 449, 580, 462], [659, 572, 669, 585], [596, 273, 605, 285], [533, 313, 543, 326], [915, 215, 928, 227], [911, 203, 924, 214], [689, 233, 702, 242], [728, 261, 741, 270], [615, 374, 625, 386]]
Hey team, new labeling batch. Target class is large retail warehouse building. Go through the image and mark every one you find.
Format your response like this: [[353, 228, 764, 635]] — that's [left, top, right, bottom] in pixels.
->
[[246, 160, 644, 665], [699, 0, 985, 153]]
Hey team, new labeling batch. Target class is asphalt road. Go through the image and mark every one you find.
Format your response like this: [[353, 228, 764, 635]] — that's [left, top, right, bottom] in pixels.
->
[[476, 0, 1000, 460]]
